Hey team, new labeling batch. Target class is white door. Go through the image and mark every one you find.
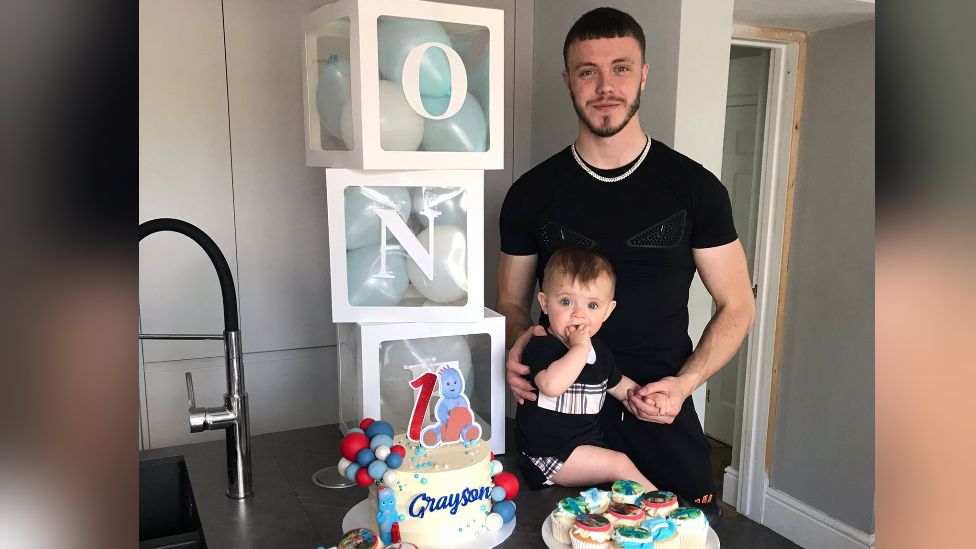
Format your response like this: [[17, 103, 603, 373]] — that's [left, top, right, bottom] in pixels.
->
[[704, 50, 768, 445]]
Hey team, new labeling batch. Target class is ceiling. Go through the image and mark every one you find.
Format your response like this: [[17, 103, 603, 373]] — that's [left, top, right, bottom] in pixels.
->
[[733, 0, 875, 32]]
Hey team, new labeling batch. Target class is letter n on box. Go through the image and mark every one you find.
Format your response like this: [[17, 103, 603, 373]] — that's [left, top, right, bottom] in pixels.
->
[[336, 309, 506, 454], [326, 168, 484, 323]]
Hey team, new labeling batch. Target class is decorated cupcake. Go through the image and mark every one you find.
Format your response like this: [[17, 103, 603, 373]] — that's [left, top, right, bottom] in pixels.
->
[[611, 525, 653, 548], [336, 528, 381, 549], [580, 487, 611, 514], [611, 480, 644, 505], [668, 507, 709, 549], [570, 513, 614, 549], [640, 491, 679, 518], [640, 517, 681, 549], [604, 503, 645, 528], [551, 496, 589, 544]]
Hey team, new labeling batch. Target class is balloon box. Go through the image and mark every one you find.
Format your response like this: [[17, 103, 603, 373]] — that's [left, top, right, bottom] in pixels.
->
[[326, 168, 484, 323], [336, 308, 506, 454], [302, 0, 504, 170]]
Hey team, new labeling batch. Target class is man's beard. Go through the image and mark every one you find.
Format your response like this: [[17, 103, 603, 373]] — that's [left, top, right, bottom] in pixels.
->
[[571, 90, 641, 138]]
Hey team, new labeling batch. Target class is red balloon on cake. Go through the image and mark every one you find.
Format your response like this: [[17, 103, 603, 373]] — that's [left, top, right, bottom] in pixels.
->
[[355, 466, 374, 487], [360, 417, 375, 431], [340, 432, 370, 462], [492, 472, 519, 500], [390, 445, 406, 458]]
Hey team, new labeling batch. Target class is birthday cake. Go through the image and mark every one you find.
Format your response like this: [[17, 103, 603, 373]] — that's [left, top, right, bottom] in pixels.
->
[[336, 364, 517, 547]]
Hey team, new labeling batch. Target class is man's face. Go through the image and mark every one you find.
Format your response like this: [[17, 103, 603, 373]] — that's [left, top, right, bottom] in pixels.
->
[[563, 36, 648, 138]]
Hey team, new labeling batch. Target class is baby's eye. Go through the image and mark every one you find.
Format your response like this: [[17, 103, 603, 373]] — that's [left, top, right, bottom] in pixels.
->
[[588, 302, 599, 310], [560, 298, 572, 306]]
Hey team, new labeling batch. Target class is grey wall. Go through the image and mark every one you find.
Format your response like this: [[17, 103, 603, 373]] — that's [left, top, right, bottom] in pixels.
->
[[770, 21, 875, 534], [530, 0, 680, 165]]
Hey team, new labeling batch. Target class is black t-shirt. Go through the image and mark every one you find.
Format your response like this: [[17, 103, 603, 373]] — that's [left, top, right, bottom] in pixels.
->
[[500, 140, 737, 384], [515, 333, 622, 458]]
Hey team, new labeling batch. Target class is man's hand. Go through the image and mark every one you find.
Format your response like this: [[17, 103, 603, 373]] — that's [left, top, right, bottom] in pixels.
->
[[506, 325, 547, 404], [627, 376, 692, 424]]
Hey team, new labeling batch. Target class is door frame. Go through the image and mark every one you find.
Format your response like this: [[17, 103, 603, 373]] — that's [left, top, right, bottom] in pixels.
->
[[724, 25, 806, 523]]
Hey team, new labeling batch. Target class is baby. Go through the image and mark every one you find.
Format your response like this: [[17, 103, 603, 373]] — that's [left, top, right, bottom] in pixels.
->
[[515, 247, 657, 492]]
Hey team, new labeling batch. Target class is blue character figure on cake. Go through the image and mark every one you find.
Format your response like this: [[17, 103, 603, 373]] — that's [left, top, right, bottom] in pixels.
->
[[376, 486, 403, 546], [420, 364, 481, 448]]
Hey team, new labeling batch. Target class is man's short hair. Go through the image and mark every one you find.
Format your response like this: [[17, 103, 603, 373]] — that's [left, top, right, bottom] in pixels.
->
[[542, 247, 616, 295], [563, 7, 646, 68]]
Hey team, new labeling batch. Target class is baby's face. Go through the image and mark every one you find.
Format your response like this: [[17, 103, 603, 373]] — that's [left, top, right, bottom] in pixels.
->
[[538, 272, 616, 343]]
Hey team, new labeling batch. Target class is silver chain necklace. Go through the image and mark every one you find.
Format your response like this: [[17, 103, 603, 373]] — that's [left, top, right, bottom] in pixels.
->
[[571, 134, 651, 183]]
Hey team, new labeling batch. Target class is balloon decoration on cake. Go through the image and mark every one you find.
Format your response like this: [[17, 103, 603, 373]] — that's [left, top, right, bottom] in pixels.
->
[[484, 467, 518, 531], [337, 419, 406, 488]]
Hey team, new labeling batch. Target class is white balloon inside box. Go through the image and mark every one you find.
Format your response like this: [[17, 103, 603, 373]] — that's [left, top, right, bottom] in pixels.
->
[[335, 309, 507, 455], [327, 169, 484, 323], [301, 0, 503, 169]]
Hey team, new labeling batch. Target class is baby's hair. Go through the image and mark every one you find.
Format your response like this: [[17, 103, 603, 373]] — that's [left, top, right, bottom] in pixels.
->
[[542, 248, 616, 295]]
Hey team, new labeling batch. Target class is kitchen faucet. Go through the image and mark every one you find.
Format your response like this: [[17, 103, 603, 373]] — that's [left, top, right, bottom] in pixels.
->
[[139, 218, 253, 499]]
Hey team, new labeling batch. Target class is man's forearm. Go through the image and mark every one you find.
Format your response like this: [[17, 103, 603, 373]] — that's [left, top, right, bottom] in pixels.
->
[[496, 303, 532, 349], [676, 300, 755, 395]]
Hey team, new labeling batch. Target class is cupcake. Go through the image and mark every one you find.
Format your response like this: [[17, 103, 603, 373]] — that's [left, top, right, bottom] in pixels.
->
[[550, 496, 588, 544], [640, 517, 681, 549], [604, 503, 645, 528], [611, 480, 644, 505], [337, 528, 380, 549], [611, 525, 652, 548], [570, 513, 614, 549], [579, 487, 611, 514], [668, 507, 709, 549], [640, 491, 679, 518]]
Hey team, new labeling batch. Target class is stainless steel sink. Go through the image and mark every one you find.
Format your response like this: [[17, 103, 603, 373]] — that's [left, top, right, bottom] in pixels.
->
[[139, 456, 207, 549]]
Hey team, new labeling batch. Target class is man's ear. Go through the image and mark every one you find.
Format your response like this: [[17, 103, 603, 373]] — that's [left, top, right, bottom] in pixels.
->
[[537, 292, 549, 314], [604, 300, 617, 319], [562, 69, 571, 91], [640, 62, 649, 91]]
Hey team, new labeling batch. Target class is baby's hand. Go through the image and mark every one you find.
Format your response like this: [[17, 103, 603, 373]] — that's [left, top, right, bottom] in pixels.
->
[[566, 324, 591, 348]]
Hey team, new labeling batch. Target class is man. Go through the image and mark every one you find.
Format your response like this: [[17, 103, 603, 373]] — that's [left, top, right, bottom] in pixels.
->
[[496, 7, 754, 524]]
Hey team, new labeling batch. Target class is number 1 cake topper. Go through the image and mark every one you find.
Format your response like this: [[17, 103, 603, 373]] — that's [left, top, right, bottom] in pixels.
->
[[405, 361, 481, 447]]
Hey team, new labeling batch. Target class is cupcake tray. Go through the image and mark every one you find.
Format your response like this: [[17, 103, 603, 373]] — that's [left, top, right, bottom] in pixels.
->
[[541, 516, 720, 549], [342, 499, 516, 548]]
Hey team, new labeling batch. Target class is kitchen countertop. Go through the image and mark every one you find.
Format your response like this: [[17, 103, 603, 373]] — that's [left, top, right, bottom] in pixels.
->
[[139, 420, 799, 548]]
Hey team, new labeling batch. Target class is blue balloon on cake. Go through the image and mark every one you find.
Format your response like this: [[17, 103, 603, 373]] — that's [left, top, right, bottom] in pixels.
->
[[493, 500, 516, 523], [347, 427, 364, 435], [356, 447, 376, 467], [345, 463, 361, 482], [366, 420, 395, 439], [385, 452, 403, 469], [368, 460, 389, 480], [491, 486, 506, 501], [369, 434, 395, 452]]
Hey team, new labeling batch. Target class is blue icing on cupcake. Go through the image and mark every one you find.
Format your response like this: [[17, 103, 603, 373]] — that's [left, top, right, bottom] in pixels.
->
[[640, 517, 678, 541], [612, 526, 653, 548]]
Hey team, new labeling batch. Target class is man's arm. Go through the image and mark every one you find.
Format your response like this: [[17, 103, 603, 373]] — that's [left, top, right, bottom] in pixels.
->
[[629, 240, 756, 423], [495, 252, 545, 403]]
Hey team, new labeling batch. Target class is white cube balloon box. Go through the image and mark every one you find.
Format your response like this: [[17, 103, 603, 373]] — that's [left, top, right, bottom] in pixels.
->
[[336, 309, 506, 454], [301, 0, 504, 170], [327, 168, 484, 323]]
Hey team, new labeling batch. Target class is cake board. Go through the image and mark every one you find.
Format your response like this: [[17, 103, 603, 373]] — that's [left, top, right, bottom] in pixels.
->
[[541, 516, 720, 549], [343, 499, 516, 548]]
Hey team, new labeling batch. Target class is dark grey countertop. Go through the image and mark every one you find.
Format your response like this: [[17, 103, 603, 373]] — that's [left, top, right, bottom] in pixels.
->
[[139, 419, 799, 549]]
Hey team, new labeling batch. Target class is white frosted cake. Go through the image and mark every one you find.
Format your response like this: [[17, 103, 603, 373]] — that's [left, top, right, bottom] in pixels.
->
[[367, 434, 494, 546]]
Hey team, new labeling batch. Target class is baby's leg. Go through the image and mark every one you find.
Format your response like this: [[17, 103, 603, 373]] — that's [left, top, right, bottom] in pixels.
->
[[550, 445, 657, 492]]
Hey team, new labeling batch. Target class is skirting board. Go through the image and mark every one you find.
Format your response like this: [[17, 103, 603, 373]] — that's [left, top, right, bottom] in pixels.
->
[[722, 466, 739, 507], [764, 487, 875, 549]]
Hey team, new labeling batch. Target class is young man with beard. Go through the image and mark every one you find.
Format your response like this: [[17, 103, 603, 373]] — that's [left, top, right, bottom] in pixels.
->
[[496, 7, 755, 525]]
